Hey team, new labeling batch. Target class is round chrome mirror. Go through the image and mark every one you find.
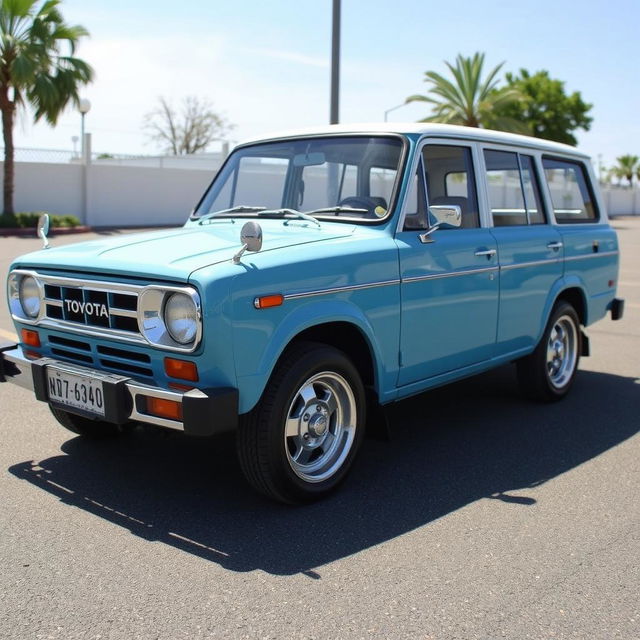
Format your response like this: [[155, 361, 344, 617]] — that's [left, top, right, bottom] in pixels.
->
[[37, 213, 50, 249], [240, 221, 262, 253]]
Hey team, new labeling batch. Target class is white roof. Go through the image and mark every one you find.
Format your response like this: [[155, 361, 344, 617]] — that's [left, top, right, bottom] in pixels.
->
[[239, 122, 588, 158]]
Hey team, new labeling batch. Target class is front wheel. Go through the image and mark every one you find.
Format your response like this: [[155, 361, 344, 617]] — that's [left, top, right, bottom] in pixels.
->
[[237, 342, 366, 504], [517, 301, 582, 402]]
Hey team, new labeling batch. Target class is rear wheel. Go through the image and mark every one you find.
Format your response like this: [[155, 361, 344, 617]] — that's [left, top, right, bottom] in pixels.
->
[[237, 341, 366, 504], [49, 406, 129, 438], [517, 301, 581, 402]]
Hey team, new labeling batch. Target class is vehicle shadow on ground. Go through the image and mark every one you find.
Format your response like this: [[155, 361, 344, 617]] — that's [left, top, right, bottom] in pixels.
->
[[9, 366, 640, 577]]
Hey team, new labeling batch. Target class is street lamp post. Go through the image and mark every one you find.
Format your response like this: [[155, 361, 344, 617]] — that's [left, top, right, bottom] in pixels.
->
[[79, 98, 91, 160], [384, 102, 410, 122], [330, 0, 340, 124]]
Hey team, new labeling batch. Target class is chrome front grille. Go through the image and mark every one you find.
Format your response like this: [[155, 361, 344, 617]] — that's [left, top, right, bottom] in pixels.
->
[[43, 283, 139, 332], [9, 270, 202, 353]]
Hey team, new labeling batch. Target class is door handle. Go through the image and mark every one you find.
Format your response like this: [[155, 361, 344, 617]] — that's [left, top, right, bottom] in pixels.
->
[[474, 249, 496, 258], [547, 241, 563, 250]]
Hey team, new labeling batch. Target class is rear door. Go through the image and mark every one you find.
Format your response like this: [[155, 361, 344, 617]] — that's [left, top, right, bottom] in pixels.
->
[[481, 147, 564, 354]]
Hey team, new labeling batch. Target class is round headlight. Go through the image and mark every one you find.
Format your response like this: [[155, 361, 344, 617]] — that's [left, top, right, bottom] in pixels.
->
[[164, 293, 198, 344], [19, 276, 41, 318]]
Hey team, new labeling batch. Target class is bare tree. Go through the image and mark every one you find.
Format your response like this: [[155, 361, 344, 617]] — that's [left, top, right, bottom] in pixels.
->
[[144, 96, 233, 155]]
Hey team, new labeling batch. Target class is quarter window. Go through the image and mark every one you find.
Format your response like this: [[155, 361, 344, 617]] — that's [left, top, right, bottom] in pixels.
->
[[542, 157, 598, 223]]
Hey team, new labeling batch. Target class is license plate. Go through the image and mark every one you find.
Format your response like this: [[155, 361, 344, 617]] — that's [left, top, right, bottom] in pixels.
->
[[46, 368, 106, 417]]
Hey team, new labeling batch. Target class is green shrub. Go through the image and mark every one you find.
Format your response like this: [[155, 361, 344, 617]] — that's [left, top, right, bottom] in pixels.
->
[[0, 212, 80, 229], [0, 213, 17, 228]]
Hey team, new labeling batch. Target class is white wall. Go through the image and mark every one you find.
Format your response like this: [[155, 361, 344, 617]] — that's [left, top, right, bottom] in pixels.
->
[[1, 160, 216, 226], [603, 187, 640, 216], [12, 161, 83, 218], [86, 165, 213, 227]]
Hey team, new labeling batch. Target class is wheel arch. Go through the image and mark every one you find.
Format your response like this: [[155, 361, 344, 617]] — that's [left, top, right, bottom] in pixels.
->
[[236, 303, 386, 415], [555, 286, 588, 326]]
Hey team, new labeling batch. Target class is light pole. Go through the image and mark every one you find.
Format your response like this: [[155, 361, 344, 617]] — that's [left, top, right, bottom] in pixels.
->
[[79, 98, 91, 159], [330, 0, 340, 124], [384, 102, 410, 122]]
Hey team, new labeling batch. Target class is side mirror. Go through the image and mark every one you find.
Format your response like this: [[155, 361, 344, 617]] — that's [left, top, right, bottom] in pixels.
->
[[420, 205, 462, 243], [233, 221, 263, 263], [37, 213, 50, 249]]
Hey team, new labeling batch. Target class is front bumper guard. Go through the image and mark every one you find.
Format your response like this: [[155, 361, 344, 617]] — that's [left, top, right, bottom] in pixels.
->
[[0, 342, 237, 436]]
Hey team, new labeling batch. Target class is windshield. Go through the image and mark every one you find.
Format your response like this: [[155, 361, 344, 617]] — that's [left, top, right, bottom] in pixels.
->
[[193, 135, 404, 222]]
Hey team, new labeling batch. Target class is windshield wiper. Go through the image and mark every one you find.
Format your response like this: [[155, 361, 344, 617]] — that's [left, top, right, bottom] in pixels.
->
[[197, 206, 266, 224], [306, 206, 369, 216], [258, 208, 321, 228]]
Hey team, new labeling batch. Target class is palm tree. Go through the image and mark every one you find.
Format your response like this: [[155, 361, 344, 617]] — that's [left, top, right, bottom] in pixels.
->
[[612, 155, 639, 187], [406, 52, 526, 133], [1, 0, 93, 216]]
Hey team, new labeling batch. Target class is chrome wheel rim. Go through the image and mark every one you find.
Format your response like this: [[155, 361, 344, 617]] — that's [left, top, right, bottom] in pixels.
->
[[284, 371, 357, 483], [546, 315, 578, 389]]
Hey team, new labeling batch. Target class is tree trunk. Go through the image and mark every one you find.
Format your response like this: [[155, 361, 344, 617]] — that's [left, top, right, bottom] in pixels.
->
[[0, 85, 15, 216]]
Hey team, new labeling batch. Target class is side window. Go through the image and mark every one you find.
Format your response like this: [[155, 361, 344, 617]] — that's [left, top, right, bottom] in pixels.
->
[[402, 167, 426, 230], [422, 145, 479, 228], [484, 150, 547, 226], [484, 150, 526, 226], [542, 157, 598, 223]]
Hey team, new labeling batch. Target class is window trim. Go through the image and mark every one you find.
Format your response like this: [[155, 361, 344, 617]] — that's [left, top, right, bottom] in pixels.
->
[[397, 137, 484, 233], [482, 148, 548, 228]]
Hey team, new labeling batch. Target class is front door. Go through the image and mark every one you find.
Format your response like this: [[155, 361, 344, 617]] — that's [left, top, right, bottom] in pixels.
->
[[396, 142, 499, 386]]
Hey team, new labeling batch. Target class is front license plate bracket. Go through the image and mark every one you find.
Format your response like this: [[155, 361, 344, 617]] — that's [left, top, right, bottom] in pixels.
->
[[31, 359, 131, 424]]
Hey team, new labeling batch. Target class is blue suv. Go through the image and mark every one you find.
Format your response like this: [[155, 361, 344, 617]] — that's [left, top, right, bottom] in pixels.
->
[[1, 124, 624, 503]]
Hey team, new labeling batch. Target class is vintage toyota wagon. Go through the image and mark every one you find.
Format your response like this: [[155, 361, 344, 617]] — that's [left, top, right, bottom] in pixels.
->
[[1, 124, 624, 503]]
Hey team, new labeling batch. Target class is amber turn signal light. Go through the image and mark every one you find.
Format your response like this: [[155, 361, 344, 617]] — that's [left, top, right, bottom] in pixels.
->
[[21, 328, 41, 348], [254, 294, 284, 309], [164, 357, 199, 382], [146, 397, 183, 421]]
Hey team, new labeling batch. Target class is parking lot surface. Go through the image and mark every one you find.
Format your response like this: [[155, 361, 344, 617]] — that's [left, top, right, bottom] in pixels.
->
[[0, 222, 638, 639]]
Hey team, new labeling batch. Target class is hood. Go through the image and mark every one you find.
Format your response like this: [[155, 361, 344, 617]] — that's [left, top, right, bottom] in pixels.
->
[[11, 219, 355, 282]]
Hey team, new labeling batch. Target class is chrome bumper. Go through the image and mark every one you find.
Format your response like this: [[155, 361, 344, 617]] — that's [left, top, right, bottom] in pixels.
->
[[0, 343, 237, 436]]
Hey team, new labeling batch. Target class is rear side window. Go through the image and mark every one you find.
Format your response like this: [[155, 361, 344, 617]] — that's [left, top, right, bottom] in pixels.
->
[[542, 157, 598, 223], [483, 150, 546, 226]]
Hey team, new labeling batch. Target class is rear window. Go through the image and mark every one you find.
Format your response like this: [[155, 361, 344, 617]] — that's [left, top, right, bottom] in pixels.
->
[[542, 157, 598, 223]]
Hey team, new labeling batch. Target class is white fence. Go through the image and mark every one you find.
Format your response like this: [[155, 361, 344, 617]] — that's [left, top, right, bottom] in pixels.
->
[[1, 142, 639, 227]]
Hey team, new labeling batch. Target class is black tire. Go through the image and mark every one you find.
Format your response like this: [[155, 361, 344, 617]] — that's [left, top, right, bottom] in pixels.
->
[[517, 301, 582, 402], [49, 406, 129, 438], [237, 341, 366, 504]]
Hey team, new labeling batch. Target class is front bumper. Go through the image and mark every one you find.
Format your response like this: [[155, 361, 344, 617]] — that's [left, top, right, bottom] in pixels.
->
[[0, 342, 238, 436]]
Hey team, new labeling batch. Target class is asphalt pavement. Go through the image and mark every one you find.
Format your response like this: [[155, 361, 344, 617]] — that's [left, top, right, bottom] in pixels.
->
[[0, 222, 638, 639]]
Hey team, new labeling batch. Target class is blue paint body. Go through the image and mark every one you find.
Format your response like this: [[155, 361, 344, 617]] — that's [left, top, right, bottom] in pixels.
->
[[8, 126, 621, 417]]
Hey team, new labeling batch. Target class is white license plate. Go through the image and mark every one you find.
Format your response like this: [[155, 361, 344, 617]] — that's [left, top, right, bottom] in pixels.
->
[[46, 368, 105, 417]]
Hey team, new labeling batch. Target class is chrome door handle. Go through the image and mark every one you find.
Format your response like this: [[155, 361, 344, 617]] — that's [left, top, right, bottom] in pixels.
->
[[547, 241, 563, 250], [474, 249, 496, 257]]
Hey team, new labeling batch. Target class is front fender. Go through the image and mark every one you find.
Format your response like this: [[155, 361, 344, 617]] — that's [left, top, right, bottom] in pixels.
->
[[233, 298, 393, 414]]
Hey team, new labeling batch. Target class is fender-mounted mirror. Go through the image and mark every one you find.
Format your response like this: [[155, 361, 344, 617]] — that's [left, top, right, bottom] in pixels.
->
[[37, 213, 50, 249], [233, 221, 263, 263]]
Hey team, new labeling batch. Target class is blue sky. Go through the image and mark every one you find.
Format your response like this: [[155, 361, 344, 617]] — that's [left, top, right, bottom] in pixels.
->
[[13, 0, 640, 168]]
